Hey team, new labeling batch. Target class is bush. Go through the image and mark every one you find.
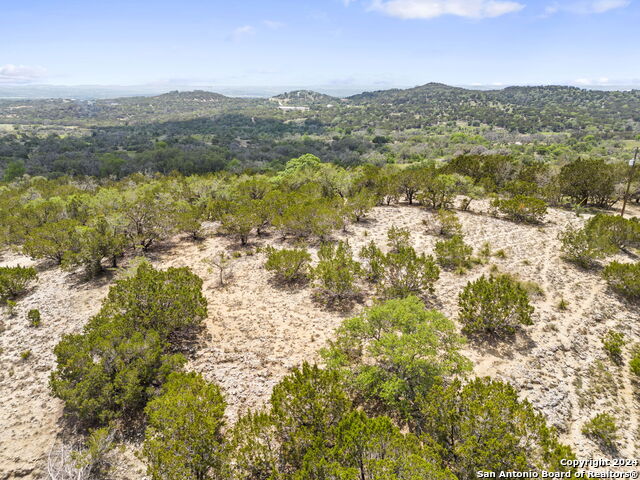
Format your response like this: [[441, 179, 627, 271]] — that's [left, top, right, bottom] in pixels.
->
[[458, 274, 534, 335], [491, 195, 547, 223], [436, 209, 462, 237], [435, 235, 474, 270], [313, 241, 362, 302], [0, 266, 37, 304], [602, 330, 626, 365], [264, 246, 311, 284], [630, 347, 640, 377], [586, 214, 640, 251], [558, 225, 608, 268], [359, 241, 385, 282], [27, 308, 41, 327], [386, 225, 411, 252], [582, 413, 618, 448], [50, 263, 207, 426], [143, 372, 226, 480], [378, 246, 440, 299], [603, 261, 640, 301]]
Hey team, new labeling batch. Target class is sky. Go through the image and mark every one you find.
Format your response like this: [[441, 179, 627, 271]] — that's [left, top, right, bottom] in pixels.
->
[[1, 0, 639, 90]]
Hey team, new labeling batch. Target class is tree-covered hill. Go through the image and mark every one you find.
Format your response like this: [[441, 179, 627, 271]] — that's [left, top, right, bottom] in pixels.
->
[[1, 83, 639, 134]]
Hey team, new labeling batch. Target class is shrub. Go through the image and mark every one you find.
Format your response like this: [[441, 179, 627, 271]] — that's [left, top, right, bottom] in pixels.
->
[[602, 330, 626, 365], [602, 261, 640, 301], [582, 413, 618, 448], [630, 347, 640, 377], [458, 274, 534, 335], [586, 214, 640, 251], [50, 263, 207, 426], [264, 246, 311, 284], [558, 225, 608, 268], [435, 235, 474, 270], [20, 350, 32, 360], [359, 241, 385, 282], [0, 266, 37, 304], [27, 309, 41, 327], [386, 225, 411, 252], [436, 209, 462, 237], [378, 246, 440, 299], [491, 195, 547, 223], [313, 241, 362, 302], [143, 372, 226, 480]]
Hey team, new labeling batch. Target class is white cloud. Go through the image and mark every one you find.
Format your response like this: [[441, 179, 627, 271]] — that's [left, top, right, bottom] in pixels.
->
[[545, 0, 630, 15], [263, 20, 285, 29], [574, 77, 611, 85], [229, 25, 255, 41], [0, 64, 47, 84], [369, 0, 525, 19]]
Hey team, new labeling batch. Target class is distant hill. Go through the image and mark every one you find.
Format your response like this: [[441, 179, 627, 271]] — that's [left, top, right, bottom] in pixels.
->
[[1, 83, 639, 133]]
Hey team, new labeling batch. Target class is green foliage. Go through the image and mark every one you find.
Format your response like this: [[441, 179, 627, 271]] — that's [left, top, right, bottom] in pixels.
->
[[603, 261, 640, 300], [346, 190, 376, 222], [27, 308, 41, 327], [0, 265, 37, 304], [264, 246, 311, 284], [359, 241, 385, 282], [418, 174, 466, 210], [435, 235, 474, 270], [22, 219, 79, 264], [601, 330, 626, 365], [63, 217, 127, 276], [586, 214, 640, 251], [322, 296, 470, 419], [313, 241, 362, 303], [270, 362, 352, 471], [435, 209, 462, 237], [582, 413, 619, 449], [558, 224, 609, 268], [386, 225, 411, 252], [417, 378, 575, 480], [50, 263, 206, 426], [90, 262, 207, 339], [378, 246, 440, 299], [143, 371, 226, 480], [458, 274, 534, 335], [3, 160, 26, 182], [491, 195, 547, 223], [630, 347, 640, 377], [273, 194, 344, 240], [21, 349, 32, 360], [559, 158, 617, 207], [220, 201, 260, 245]]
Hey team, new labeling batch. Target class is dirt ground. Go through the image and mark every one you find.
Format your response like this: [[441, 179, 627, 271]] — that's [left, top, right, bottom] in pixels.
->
[[1, 200, 639, 479]]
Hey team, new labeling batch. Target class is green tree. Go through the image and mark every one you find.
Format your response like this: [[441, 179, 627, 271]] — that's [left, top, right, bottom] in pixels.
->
[[559, 158, 617, 207], [322, 296, 470, 420], [22, 219, 80, 264], [143, 372, 227, 480], [458, 274, 534, 335], [416, 378, 574, 480]]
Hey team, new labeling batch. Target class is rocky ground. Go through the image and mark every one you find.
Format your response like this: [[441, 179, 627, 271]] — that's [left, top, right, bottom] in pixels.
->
[[1, 200, 639, 479]]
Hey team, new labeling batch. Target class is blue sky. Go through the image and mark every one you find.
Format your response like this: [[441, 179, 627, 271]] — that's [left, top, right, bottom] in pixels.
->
[[1, 0, 639, 89]]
